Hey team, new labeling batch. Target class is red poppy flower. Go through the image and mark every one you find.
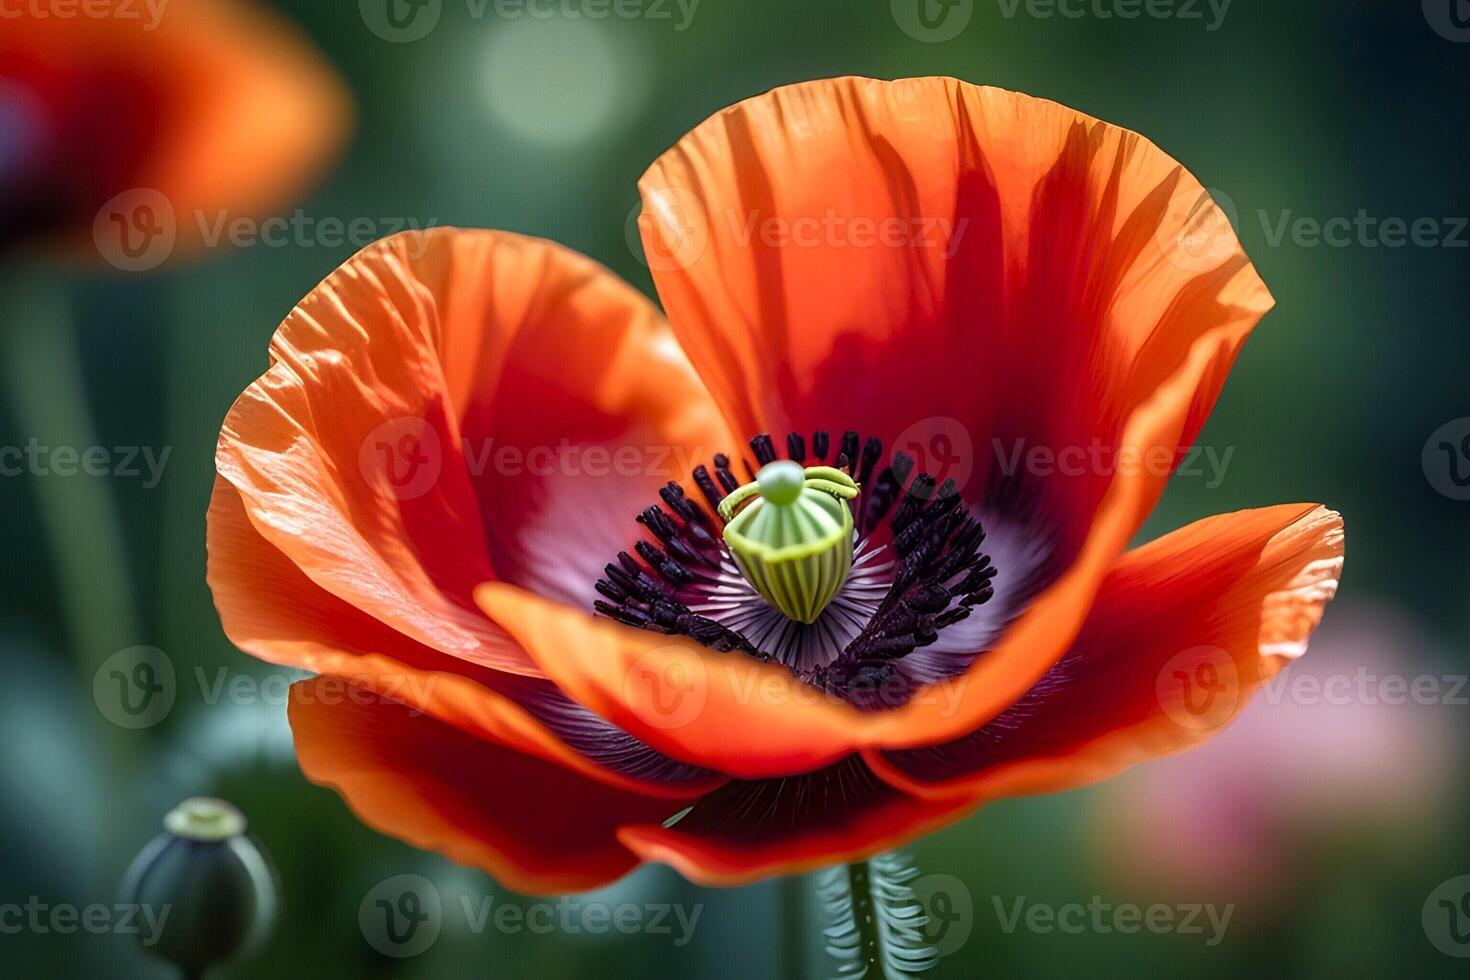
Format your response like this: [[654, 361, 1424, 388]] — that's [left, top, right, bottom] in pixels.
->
[[0, 0, 350, 258], [207, 77, 1343, 894]]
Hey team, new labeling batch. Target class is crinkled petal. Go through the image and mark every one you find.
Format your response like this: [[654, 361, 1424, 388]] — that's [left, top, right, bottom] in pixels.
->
[[868, 505, 1344, 800]]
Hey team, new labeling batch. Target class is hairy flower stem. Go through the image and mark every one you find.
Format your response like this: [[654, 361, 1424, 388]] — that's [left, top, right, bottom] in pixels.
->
[[845, 861, 889, 980]]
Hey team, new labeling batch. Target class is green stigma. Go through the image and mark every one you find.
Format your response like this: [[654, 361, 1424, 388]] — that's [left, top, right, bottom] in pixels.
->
[[718, 461, 860, 624]]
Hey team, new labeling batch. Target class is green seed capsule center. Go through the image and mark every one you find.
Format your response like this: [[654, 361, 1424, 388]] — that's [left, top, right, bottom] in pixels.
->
[[719, 462, 860, 624], [755, 459, 806, 505], [164, 797, 248, 841]]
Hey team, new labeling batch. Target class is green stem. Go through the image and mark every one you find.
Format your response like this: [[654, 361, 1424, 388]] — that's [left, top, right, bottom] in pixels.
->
[[846, 861, 889, 980], [2, 270, 141, 741], [779, 873, 807, 980]]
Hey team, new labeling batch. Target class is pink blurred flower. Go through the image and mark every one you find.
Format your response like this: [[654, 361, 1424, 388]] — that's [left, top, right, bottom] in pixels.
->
[[1097, 598, 1459, 903]]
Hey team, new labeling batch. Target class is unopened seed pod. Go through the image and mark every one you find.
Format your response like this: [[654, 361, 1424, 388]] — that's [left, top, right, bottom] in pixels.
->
[[719, 461, 860, 623], [119, 798, 278, 978]]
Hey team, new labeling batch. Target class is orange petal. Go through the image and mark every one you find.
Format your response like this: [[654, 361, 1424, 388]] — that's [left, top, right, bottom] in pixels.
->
[[1, 0, 351, 254], [214, 228, 731, 677], [867, 504, 1345, 801], [476, 582, 876, 779], [640, 76, 1269, 468], [289, 678, 682, 895], [859, 327, 1248, 749], [208, 476, 721, 799], [617, 758, 979, 888]]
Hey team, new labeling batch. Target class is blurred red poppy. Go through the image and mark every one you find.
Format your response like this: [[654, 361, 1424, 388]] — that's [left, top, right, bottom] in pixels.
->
[[0, 0, 350, 261]]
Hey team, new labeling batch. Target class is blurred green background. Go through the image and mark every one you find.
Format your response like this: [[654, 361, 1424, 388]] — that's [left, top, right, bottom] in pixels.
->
[[2, 1, 1467, 977]]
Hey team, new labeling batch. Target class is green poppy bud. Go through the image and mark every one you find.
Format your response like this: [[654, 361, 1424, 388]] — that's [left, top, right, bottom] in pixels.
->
[[719, 461, 860, 623], [119, 798, 279, 978]]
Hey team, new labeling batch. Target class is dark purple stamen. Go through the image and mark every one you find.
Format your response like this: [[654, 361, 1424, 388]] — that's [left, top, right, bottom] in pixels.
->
[[592, 430, 997, 710]]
